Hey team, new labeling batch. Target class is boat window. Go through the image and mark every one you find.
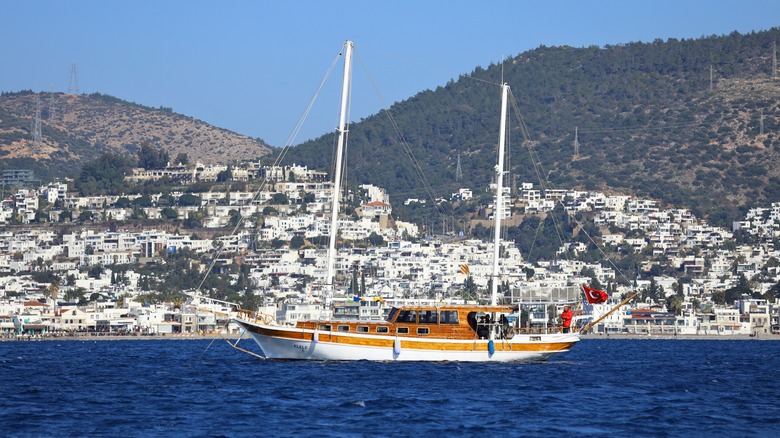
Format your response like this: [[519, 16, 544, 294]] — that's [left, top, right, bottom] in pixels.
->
[[337, 325, 350, 332], [387, 308, 399, 322], [376, 326, 389, 334], [419, 310, 438, 324], [417, 327, 429, 335], [356, 326, 369, 333], [397, 327, 409, 334], [440, 310, 459, 324], [396, 310, 417, 323], [319, 324, 332, 331]]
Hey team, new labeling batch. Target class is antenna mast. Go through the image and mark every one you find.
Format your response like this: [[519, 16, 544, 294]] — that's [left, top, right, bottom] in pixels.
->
[[573, 126, 580, 158], [68, 62, 79, 94], [32, 95, 43, 148]]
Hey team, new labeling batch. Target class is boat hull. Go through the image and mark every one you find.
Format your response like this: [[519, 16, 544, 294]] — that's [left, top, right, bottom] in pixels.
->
[[233, 318, 579, 362]]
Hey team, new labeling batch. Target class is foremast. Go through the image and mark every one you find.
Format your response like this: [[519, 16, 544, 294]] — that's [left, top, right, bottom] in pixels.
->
[[324, 40, 354, 315], [490, 83, 510, 307]]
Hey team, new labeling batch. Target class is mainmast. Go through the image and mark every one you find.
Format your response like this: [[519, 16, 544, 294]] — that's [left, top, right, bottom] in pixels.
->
[[326, 41, 353, 300], [490, 83, 509, 306]]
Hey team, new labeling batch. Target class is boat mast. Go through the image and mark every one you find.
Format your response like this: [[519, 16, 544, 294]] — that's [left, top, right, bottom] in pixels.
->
[[326, 40, 353, 303], [490, 83, 509, 306]]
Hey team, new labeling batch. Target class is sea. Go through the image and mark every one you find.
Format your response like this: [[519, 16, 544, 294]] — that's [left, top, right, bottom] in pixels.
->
[[1, 338, 778, 437]]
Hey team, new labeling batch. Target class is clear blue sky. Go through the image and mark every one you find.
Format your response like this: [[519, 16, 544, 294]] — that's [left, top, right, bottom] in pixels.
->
[[2, 0, 779, 147]]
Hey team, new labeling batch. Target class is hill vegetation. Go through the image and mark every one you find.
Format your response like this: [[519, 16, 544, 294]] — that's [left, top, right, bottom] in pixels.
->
[[281, 29, 780, 227], [2, 29, 780, 229], [0, 92, 272, 181]]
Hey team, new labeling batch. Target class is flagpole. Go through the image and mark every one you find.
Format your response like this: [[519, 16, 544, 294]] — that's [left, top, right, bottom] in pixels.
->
[[579, 292, 639, 334]]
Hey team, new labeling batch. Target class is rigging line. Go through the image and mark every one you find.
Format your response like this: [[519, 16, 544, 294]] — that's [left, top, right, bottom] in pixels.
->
[[571, 216, 635, 286], [509, 89, 632, 283], [282, 50, 343, 149], [576, 120, 711, 135], [506, 90, 581, 268], [358, 44, 503, 88], [354, 51, 447, 218], [573, 109, 779, 135], [193, 47, 344, 298]]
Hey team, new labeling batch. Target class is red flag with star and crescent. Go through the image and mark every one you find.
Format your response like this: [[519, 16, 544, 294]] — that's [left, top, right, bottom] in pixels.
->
[[582, 284, 609, 304]]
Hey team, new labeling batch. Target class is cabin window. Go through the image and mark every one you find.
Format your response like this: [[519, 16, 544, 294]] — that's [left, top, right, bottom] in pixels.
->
[[337, 325, 350, 332], [397, 327, 409, 334], [356, 326, 369, 333], [419, 310, 438, 324], [386, 308, 399, 322], [376, 326, 389, 334], [417, 327, 430, 335], [396, 310, 417, 323], [440, 310, 459, 324], [319, 324, 332, 331]]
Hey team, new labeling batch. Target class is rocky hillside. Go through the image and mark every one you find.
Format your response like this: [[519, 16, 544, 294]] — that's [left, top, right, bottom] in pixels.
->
[[0, 92, 272, 179]]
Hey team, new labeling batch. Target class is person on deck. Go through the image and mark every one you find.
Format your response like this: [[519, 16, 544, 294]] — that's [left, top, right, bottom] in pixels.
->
[[561, 306, 573, 333]]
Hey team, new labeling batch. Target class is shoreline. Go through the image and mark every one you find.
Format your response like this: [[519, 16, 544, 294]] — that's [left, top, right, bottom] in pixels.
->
[[581, 333, 780, 341], [3, 332, 779, 342], [0, 333, 242, 342]]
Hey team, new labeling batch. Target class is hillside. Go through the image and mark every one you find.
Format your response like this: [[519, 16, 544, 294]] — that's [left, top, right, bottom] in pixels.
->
[[282, 29, 780, 227], [0, 92, 272, 180]]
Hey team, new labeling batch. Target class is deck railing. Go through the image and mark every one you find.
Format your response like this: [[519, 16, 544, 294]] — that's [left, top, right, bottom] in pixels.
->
[[235, 309, 276, 325]]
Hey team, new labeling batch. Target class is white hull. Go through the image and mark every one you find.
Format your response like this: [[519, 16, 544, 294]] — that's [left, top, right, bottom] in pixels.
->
[[234, 319, 579, 362]]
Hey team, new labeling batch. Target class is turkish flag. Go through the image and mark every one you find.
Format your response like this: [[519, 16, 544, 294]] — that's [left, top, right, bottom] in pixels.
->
[[583, 284, 609, 304]]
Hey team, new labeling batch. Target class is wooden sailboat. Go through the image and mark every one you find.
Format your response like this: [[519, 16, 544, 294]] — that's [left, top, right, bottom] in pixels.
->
[[231, 41, 580, 361]]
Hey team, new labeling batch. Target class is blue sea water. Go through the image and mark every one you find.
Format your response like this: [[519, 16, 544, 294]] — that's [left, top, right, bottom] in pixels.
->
[[1, 338, 779, 437]]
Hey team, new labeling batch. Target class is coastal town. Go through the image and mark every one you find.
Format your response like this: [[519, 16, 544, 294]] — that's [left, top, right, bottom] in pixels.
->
[[2, 160, 780, 339]]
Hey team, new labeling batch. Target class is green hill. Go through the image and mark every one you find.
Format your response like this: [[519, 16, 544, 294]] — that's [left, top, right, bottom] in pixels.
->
[[281, 29, 780, 227]]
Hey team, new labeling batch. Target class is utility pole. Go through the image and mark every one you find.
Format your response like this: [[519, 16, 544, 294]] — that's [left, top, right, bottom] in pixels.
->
[[68, 62, 79, 94], [709, 65, 714, 91], [573, 126, 580, 158], [32, 95, 43, 148]]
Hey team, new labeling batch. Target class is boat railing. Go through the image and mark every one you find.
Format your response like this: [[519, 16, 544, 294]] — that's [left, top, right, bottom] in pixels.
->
[[509, 325, 573, 335], [236, 309, 276, 325]]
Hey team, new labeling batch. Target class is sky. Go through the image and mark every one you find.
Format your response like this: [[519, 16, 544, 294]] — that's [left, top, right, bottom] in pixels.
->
[[2, 0, 779, 148]]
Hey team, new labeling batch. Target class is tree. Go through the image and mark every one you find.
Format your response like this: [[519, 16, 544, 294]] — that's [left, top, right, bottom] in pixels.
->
[[367, 232, 384, 247], [216, 167, 232, 182], [160, 207, 179, 220], [114, 197, 132, 208], [272, 193, 289, 205], [78, 210, 94, 222], [461, 275, 478, 300], [290, 235, 305, 249], [76, 153, 134, 196], [59, 210, 72, 222], [137, 141, 169, 169], [132, 195, 153, 208], [178, 193, 201, 206], [174, 152, 189, 166]]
